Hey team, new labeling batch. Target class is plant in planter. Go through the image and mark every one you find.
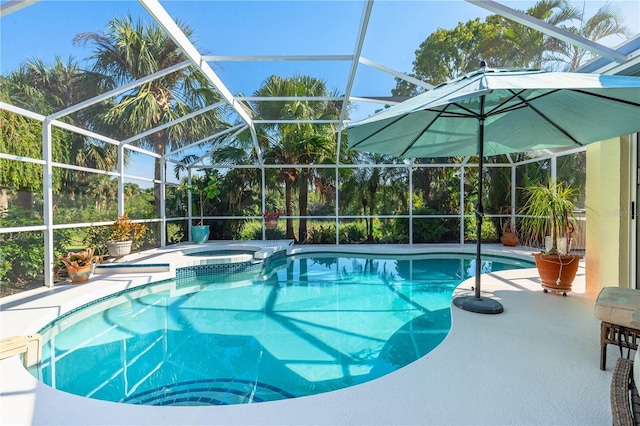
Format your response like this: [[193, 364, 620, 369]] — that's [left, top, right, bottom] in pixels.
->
[[181, 175, 220, 243], [58, 247, 100, 283], [519, 180, 583, 296], [106, 213, 148, 258], [263, 210, 282, 230], [500, 220, 518, 247]]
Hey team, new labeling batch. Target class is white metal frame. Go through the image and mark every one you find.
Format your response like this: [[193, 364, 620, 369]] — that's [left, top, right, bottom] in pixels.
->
[[0, 0, 638, 287]]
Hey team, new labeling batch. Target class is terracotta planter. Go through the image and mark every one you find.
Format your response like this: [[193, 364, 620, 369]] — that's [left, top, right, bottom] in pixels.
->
[[500, 232, 518, 247], [265, 219, 278, 230], [66, 264, 92, 283], [532, 252, 583, 295], [107, 240, 133, 258]]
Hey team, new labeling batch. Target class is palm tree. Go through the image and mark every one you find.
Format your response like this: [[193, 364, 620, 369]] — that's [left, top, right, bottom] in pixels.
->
[[74, 14, 226, 216], [2, 57, 120, 212], [551, 3, 630, 70], [4, 57, 120, 198], [493, 0, 582, 69], [253, 74, 341, 241], [209, 145, 261, 217], [87, 175, 118, 212], [340, 153, 407, 242]]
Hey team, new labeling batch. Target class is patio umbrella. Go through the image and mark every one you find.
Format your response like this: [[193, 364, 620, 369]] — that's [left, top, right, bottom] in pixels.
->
[[346, 64, 640, 314]]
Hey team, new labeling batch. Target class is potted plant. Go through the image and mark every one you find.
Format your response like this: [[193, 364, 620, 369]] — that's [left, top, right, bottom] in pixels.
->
[[263, 210, 282, 230], [181, 175, 220, 244], [500, 220, 518, 247], [58, 247, 100, 283], [519, 180, 583, 296], [106, 213, 148, 258]]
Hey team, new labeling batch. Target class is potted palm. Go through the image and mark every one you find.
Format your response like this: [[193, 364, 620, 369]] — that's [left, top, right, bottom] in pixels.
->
[[181, 175, 220, 244], [106, 213, 148, 258], [58, 247, 100, 283], [519, 180, 583, 296]]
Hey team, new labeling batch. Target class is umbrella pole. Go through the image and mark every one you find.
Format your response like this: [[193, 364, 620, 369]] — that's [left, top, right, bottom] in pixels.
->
[[452, 99, 504, 314]]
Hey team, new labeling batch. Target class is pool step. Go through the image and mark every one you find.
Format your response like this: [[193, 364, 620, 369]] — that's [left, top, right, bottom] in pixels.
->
[[94, 263, 171, 274], [122, 378, 296, 406]]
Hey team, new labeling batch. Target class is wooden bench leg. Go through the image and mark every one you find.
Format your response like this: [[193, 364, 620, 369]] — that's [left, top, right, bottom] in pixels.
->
[[601, 321, 640, 371], [602, 321, 610, 370]]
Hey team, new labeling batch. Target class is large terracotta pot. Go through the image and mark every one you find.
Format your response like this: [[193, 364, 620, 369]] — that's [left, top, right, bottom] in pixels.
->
[[532, 252, 583, 296], [66, 264, 92, 283], [265, 219, 278, 230], [107, 240, 133, 258], [500, 232, 518, 247]]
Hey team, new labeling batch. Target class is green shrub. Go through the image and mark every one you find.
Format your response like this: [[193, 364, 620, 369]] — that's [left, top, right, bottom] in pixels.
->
[[238, 220, 286, 240], [381, 218, 409, 243], [412, 207, 460, 243], [82, 225, 112, 257], [167, 222, 186, 245], [0, 231, 44, 283], [464, 216, 499, 242], [339, 221, 367, 244], [308, 224, 336, 243]]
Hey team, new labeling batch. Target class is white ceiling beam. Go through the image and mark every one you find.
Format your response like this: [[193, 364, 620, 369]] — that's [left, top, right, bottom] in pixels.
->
[[49, 61, 191, 121], [0, 0, 39, 17], [51, 120, 120, 146], [349, 96, 401, 105], [466, 0, 628, 63], [203, 55, 353, 62], [341, 0, 374, 127], [119, 101, 224, 146], [123, 144, 162, 158], [359, 57, 434, 90], [253, 120, 342, 124], [191, 125, 248, 166], [594, 49, 640, 75], [238, 96, 345, 102], [336, 0, 374, 169], [1, 101, 162, 158], [138, 0, 255, 128], [249, 127, 263, 167], [166, 124, 247, 158], [0, 102, 45, 121]]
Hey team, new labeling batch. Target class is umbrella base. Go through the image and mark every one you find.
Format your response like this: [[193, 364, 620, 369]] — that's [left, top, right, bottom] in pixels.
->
[[453, 295, 504, 314]]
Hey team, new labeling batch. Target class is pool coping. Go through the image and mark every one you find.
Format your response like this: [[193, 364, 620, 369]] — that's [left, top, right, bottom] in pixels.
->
[[2, 242, 609, 425]]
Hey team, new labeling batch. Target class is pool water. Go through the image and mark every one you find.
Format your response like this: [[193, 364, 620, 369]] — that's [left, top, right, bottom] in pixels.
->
[[31, 252, 532, 406]]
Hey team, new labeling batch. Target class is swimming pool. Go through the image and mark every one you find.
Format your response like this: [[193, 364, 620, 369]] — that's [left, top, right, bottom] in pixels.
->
[[30, 252, 532, 406]]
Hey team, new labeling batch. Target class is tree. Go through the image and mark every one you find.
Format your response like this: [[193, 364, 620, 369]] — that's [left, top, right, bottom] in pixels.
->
[[74, 14, 226, 216], [0, 107, 46, 215], [3, 57, 119, 203], [395, 18, 502, 97], [393, 0, 586, 98], [550, 3, 630, 70], [0, 79, 70, 215], [253, 74, 341, 241], [493, 0, 581, 69], [340, 153, 408, 242], [209, 146, 262, 217]]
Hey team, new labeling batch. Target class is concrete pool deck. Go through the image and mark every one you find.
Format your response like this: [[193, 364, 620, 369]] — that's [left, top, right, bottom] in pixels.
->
[[0, 242, 616, 425]]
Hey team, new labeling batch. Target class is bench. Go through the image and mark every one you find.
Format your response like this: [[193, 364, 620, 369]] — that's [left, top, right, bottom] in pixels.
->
[[595, 287, 640, 370], [611, 356, 640, 425]]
